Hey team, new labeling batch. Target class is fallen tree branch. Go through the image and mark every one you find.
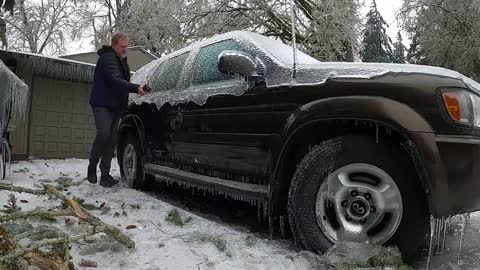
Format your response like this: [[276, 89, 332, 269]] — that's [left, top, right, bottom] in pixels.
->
[[43, 184, 68, 201], [24, 250, 69, 270], [0, 183, 135, 248], [67, 198, 88, 219], [0, 182, 136, 269], [0, 227, 107, 264], [43, 184, 135, 248], [0, 183, 47, 196], [0, 209, 73, 223]]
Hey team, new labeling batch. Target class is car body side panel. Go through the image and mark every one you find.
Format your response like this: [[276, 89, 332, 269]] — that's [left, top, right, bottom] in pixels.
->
[[165, 88, 277, 181], [126, 30, 480, 218]]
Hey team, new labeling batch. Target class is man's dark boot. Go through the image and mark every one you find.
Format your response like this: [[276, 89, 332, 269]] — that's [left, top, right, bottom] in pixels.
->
[[100, 175, 119, 187], [87, 160, 98, 184]]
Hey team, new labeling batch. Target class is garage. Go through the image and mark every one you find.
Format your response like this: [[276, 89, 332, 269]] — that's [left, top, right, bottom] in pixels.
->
[[0, 50, 97, 160], [29, 77, 96, 159]]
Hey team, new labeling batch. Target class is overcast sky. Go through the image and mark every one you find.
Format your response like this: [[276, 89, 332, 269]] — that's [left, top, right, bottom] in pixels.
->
[[65, 0, 405, 55]]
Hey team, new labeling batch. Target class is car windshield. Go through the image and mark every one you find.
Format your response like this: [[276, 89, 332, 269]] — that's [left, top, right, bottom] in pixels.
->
[[247, 33, 320, 65]]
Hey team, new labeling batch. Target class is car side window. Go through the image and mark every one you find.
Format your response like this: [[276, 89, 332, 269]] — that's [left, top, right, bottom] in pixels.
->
[[154, 52, 189, 91], [150, 61, 165, 92], [193, 39, 243, 85]]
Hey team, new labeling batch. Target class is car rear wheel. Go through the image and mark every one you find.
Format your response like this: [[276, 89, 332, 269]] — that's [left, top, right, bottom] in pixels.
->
[[288, 135, 429, 261], [118, 133, 146, 189]]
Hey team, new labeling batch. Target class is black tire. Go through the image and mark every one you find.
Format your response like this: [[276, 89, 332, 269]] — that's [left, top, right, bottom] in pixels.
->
[[118, 132, 147, 190], [287, 135, 429, 261]]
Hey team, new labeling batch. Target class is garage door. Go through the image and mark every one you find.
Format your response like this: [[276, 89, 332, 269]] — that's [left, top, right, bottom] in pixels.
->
[[29, 77, 96, 159]]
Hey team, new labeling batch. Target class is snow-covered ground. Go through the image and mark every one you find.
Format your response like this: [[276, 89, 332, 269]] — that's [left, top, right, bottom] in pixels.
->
[[0, 159, 317, 270], [1, 158, 480, 270]]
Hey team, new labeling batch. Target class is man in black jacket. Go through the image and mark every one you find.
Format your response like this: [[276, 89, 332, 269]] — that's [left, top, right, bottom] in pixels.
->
[[88, 33, 145, 187]]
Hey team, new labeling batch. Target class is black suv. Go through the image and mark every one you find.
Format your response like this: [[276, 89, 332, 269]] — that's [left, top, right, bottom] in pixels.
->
[[117, 30, 480, 258]]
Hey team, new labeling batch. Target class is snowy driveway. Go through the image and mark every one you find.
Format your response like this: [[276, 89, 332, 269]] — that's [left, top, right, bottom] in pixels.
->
[[1, 159, 480, 270]]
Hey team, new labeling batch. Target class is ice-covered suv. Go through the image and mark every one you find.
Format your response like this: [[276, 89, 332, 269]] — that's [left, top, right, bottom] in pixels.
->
[[117, 30, 480, 259]]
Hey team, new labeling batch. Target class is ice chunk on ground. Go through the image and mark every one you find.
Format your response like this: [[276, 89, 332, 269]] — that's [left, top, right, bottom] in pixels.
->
[[324, 241, 405, 269]]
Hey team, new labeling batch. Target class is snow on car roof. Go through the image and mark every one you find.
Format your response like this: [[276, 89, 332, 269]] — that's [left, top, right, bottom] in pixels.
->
[[130, 30, 480, 110]]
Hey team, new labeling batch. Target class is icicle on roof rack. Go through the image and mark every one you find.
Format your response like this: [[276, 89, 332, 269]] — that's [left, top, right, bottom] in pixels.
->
[[0, 50, 96, 83], [0, 60, 29, 136]]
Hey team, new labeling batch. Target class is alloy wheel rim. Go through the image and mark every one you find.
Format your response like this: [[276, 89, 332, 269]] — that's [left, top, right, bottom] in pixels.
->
[[315, 163, 403, 245], [122, 144, 137, 186]]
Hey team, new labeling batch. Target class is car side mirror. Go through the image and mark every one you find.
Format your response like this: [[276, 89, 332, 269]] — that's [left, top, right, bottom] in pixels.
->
[[218, 50, 258, 77]]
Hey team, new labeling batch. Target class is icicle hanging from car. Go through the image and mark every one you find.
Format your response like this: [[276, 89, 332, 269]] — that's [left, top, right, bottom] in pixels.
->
[[0, 60, 29, 179]]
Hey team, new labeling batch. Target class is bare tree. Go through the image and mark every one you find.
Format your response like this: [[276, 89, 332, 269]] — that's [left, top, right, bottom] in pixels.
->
[[121, 0, 361, 60], [5, 0, 86, 55], [175, 0, 359, 59], [122, 0, 208, 56], [73, 0, 131, 50], [75, 1, 112, 50], [101, 0, 130, 32], [0, 0, 15, 48]]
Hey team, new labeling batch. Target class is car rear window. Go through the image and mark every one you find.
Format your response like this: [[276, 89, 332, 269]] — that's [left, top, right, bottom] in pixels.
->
[[193, 39, 243, 85], [154, 52, 189, 91]]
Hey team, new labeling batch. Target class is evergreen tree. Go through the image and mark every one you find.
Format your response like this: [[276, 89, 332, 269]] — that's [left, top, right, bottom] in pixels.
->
[[406, 31, 425, 65], [401, 0, 480, 80], [360, 0, 393, 62], [392, 31, 407, 63]]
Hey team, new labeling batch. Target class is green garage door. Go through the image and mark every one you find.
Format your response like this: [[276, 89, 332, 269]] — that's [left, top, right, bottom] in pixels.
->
[[29, 77, 96, 159]]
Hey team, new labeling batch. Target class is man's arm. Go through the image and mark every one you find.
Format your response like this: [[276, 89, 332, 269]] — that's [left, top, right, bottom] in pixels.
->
[[102, 54, 140, 94]]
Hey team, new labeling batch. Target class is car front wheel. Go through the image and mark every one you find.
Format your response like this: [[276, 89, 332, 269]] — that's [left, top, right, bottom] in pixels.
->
[[288, 135, 429, 261]]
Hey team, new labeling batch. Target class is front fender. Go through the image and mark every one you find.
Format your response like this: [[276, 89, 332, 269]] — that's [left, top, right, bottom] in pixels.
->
[[280, 96, 433, 136], [270, 96, 450, 217], [118, 114, 147, 155]]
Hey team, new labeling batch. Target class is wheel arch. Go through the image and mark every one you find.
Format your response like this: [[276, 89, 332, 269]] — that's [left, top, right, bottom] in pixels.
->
[[117, 114, 151, 189], [118, 114, 147, 155], [268, 96, 449, 219]]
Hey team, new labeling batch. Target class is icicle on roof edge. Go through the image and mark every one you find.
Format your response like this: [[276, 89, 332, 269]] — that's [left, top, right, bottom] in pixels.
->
[[0, 60, 29, 136], [0, 50, 96, 83]]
